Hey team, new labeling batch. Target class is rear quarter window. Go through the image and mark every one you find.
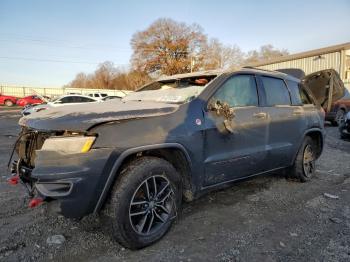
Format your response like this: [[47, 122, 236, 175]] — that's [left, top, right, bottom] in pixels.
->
[[287, 80, 313, 105], [286, 80, 303, 105]]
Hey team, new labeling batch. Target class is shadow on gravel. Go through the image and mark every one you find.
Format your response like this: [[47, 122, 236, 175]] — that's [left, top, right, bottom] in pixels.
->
[[181, 171, 287, 217]]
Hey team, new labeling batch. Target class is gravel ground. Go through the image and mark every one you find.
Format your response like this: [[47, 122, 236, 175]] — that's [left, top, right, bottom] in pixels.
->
[[0, 111, 350, 262]]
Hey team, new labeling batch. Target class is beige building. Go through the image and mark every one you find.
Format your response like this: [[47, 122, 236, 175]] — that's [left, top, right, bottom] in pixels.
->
[[251, 42, 350, 89]]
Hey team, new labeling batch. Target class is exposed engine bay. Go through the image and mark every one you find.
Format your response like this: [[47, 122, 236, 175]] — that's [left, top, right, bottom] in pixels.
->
[[8, 127, 84, 195]]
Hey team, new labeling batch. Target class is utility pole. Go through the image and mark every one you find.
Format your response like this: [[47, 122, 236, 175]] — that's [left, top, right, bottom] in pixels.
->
[[190, 55, 196, 73]]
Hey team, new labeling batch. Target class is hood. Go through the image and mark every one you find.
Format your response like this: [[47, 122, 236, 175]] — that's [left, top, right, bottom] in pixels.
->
[[19, 99, 179, 131], [302, 69, 345, 112]]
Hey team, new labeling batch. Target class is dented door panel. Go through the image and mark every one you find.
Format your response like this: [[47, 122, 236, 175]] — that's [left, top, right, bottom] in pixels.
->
[[203, 106, 269, 186]]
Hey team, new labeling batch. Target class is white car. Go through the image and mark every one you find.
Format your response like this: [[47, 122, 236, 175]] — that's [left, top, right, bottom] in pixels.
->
[[87, 92, 108, 100], [22, 95, 99, 116]]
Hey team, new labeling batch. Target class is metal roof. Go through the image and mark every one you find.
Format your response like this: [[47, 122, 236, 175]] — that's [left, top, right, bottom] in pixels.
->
[[248, 42, 350, 67]]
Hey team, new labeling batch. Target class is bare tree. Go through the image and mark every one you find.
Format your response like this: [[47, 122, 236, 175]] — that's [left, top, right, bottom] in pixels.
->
[[90, 61, 117, 89], [69, 61, 150, 91], [69, 72, 90, 88], [201, 38, 244, 70], [244, 44, 289, 65], [130, 18, 207, 76]]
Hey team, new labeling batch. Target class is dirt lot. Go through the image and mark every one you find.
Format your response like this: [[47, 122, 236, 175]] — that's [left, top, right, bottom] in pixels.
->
[[0, 110, 350, 262]]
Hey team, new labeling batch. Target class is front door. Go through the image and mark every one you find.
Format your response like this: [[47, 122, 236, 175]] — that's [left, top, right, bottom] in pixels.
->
[[203, 74, 269, 187]]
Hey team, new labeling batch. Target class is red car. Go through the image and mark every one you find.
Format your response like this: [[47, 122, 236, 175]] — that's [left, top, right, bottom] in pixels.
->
[[16, 95, 45, 107], [0, 94, 18, 106], [326, 89, 350, 126]]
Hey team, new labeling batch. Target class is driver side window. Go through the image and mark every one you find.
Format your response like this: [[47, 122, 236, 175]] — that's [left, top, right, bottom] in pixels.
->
[[211, 75, 258, 107]]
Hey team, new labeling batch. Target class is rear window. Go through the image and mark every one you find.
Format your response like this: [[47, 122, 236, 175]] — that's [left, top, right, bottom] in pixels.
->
[[261, 76, 291, 106]]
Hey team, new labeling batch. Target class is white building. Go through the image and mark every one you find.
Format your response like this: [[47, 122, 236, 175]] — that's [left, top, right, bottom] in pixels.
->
[[250, 42, 350, 89]]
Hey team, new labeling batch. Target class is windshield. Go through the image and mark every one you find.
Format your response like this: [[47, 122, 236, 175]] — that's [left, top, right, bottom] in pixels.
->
[[123, 75, 216, 104]]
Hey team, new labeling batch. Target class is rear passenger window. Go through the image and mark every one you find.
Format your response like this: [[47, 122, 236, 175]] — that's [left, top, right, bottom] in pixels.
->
[[261, 76, 291, 106], [211, 75, 258, 107]]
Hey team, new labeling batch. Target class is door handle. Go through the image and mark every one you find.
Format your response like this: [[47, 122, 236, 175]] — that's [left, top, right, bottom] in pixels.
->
[[253, 112, 267, 119], [293, 110, 303, 115]]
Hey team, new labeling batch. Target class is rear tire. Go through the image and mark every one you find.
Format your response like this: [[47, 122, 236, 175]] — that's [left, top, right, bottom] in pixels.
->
[[4, 100, 14, 107], [288, 136, 316, 182], [104, 156, 182, 249]]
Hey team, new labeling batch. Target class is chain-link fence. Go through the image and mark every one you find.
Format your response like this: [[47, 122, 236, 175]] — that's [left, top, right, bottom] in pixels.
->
[[0, 85, 130, 98]]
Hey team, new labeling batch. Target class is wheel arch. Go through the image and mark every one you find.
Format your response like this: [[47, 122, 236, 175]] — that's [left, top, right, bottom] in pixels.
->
[[4, 99, 14, 104], [290, 128, 324, 168], [94, 143, 193, 213], [303, 128, 324, 159]]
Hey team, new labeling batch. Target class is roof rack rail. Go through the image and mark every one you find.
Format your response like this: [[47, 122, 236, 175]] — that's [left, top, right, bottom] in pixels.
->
[[242, 66, 274, 73], [243, 66, 305, 79]]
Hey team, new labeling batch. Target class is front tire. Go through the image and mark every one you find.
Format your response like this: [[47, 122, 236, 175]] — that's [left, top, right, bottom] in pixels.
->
[[105, 156, 182, 249], [288, 136, 316, 182]]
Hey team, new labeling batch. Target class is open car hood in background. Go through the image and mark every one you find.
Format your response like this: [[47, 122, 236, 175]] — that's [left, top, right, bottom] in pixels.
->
[[302, 69, 345, 112]]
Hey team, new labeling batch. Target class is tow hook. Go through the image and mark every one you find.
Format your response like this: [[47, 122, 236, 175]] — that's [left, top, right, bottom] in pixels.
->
[[28, 197, 44, 208], [7, 175, 20, 185]]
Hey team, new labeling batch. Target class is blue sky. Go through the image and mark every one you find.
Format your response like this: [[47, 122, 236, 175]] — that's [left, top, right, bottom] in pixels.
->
[[0, 0, 349, 87]]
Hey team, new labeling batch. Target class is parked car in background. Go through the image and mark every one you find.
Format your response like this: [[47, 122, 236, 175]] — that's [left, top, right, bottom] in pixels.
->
[[102, 95, 122, 101], [326, 88, 350, 126], [22, 94, 99, 115], [16, 95, 45, 107], [87, 92, 108, 100], [10, 68, 345, 249], [339, 111, 350, 139], [0, 94, 18, 106]]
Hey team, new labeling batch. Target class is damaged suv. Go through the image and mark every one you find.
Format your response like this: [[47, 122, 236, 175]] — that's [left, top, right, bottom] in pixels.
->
[[9, 68, 344, 249]]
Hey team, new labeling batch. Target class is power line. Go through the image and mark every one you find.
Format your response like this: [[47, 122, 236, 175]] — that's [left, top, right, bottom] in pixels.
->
[[0, 34, 196, 53], [0, 33, 132, 51], [0, 56, 129, 65]]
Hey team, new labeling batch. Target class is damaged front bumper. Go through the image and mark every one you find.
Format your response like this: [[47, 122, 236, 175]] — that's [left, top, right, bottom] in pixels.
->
[[10, 128, 116, 218], [31, 148, 114, 218]]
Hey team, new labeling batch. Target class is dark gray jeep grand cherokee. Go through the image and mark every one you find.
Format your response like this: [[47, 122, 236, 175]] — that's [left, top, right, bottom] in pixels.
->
[[9, 68, 345, 249]]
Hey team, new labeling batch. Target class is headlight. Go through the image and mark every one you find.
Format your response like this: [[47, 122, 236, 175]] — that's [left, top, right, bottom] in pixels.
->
[[41, 136, 96, 154]]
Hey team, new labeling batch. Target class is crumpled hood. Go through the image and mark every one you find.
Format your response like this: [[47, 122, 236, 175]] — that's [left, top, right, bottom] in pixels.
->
[[19, 99, 179, 131]]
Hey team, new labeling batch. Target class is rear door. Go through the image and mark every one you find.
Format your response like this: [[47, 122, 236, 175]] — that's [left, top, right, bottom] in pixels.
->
[[257, 75, 304, 170]]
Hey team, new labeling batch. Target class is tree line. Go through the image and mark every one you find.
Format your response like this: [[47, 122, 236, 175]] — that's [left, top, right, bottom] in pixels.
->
[[69, 18, 288, 90]]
